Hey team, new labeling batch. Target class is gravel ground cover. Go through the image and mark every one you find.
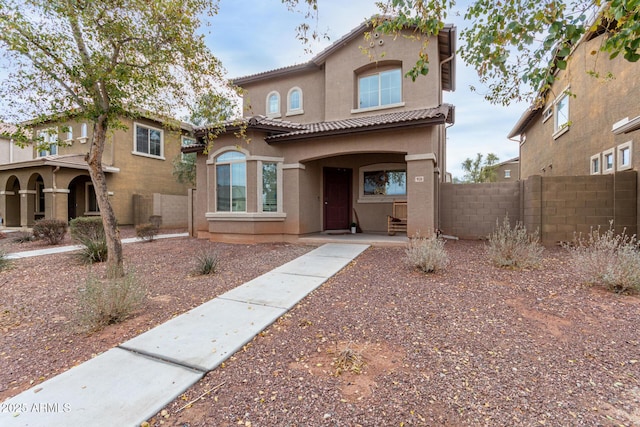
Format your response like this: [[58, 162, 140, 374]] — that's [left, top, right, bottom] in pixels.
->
[[1, 232, 639, 426]]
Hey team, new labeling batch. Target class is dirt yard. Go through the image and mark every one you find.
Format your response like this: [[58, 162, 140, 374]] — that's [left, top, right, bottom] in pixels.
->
[[1, 231, 639, 426]]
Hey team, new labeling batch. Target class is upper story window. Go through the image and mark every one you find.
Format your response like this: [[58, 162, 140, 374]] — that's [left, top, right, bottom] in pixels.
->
[[266, 91, 281, 117], [590, 153, 601, 175], [358, 69, 402, 110], [79, 122, 88, 143], [134, 122, 163, 158], [181, 136, 197, 163], [504, 170, 511, 179], [37, 128, 58, 157], [286, 87, 303, 116], [552, 89, 570, 139], [215, 151, 246, 212]]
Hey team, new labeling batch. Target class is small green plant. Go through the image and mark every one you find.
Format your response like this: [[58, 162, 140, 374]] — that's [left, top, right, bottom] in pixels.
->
[[195, 250, 220, 275], [487, 215, 543, 269], [136, 223, 159, 242], [32, 219, 68, 245], [70, 217, 107, 264], [0, 249, 11, 271], [567, 223, 640, 294], [405, 232, 449, 273], [76, 269, 146, 332]]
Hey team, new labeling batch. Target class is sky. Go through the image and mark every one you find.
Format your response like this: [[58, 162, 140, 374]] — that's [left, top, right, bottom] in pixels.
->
[[204, 0, 530, 180]]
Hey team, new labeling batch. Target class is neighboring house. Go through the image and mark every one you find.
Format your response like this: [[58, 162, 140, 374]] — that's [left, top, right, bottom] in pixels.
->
[[0, 123, 32, 165], [494, 157, 519, 182], [0, 115, 193, 228], [185, 19, 456, 242], [508, 27, 640, 181]]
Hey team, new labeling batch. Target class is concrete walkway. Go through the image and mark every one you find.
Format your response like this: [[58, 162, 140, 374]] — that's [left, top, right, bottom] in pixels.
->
[[0, 242, 369, 427], [5, 233, 189, 259]]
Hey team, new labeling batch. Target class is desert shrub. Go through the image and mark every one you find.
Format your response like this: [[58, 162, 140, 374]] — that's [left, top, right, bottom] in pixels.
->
[[136, 223, 159, 242], [333, 343, 365, 376], [487, 215, 543, 269], [70, 216, 105, 242], [567, 223, 640, 294], [0, 249, 11, 271], [12, 232, 34, 243], [0, 231, 5, 239], [32, 219, 68, 245], [76, 269, 146, 332], [195, 250, 220, 275], [70, 217, 107, 264], [405, 232, 449, 273]]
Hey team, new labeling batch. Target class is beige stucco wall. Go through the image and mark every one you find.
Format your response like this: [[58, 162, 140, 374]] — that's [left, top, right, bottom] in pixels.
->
[[519, 35, 640, 179]]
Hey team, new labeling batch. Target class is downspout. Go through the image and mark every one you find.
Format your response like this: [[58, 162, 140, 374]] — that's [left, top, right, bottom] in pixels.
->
[[52, 166, 60, 219]]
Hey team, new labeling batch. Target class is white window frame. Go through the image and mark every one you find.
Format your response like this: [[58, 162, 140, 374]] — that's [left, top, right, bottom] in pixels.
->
[[65, 126, 73, 143], [552, 89, 570, 139], [133, 122, 164, 159], [286, 87, 304, 116], [617, 141, 632, 171], [542, 106, 553, 123], [79, 122, 88, 143], [590, 153, 601, 175], [266, 91, 281, 118], [354, 68, 404, 113], [358, 163, 407, 203], [214, 150, 247, 213], [504, 169, 511, 178], [603, 148, 615, 174], [257, 159, 283, 213], [37, 127, 58, 157]]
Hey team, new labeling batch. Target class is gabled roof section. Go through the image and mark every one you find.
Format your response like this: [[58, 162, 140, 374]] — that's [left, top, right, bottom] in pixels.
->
[[266, 104, 454, 143], [185, 105, 454, 152], [232, 18, 457, 90], [0, 153, 119, 173]]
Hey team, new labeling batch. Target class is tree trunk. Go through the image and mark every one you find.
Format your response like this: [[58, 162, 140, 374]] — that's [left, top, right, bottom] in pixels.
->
[[86, 114, 124, 278]]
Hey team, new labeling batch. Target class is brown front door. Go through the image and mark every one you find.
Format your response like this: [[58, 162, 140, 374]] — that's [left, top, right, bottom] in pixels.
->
[[323, 167, 352, 230]]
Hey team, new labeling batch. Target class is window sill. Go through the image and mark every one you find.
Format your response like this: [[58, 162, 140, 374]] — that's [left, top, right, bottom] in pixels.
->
[[77, 137, 88, 144], [132, 151, 165, 160], [206, 212, 287, 222], [351, 102, 405, 115], [357, 197, 406, 204], [552, 125, 569, 140], [285, 110, 304, 117], [266, 113, 282, 119]]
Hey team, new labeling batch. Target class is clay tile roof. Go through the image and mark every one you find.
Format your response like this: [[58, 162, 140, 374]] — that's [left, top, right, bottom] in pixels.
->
[[0, 122, 17, 136], [265, 104, 454, 142]]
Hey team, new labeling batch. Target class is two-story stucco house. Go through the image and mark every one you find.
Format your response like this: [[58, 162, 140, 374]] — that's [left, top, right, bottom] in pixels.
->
[[185, 20, 456, 243], [508, 25, 640, 228], [0, 115, 193, 228], [0, 123, 32, 165]]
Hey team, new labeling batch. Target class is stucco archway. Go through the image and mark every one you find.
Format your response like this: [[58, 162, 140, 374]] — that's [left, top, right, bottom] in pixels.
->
[[4, 175, 21, 227]]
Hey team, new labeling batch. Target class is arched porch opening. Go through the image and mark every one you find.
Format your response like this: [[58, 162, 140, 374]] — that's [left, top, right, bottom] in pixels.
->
[[4, 175, 21, 227], [67, 175, 93, 220]]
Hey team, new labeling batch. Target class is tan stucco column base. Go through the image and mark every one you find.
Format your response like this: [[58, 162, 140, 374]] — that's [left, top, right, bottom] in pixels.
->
[[44, 188, 70, 222], [405, 154, 437, 236], [18, 190, 36, 227]]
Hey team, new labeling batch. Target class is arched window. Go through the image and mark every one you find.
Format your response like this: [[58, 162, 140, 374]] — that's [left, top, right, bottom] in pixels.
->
[[287, 87, 303, 115], [215, 151, 246, 212], [266, 91, 280, 117]]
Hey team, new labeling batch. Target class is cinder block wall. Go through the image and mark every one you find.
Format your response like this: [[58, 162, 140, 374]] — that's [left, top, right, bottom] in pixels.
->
[[440, 171, 637, 244], [525, 171, 637, 244], [440, 182, 521, 239], [132, 193, 187, 228]]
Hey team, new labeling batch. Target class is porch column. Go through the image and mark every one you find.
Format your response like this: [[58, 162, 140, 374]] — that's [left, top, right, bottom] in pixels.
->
[[405, 154, 437, 235], [282, 163, 304, 234], [18, 190, 36, 227], [44, 188, 70, 222]]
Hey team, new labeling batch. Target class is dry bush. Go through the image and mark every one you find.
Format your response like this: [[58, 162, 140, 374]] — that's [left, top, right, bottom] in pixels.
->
[[32, 219, 68, 245], [136, 223, 159, 242], [76, 269, 147, 332], [405, 232, 449, 273], [70, 217, 107, 264], [332, 343, 365, 376], [487, 215, 543, 269], [566, 223, 640, 294]]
